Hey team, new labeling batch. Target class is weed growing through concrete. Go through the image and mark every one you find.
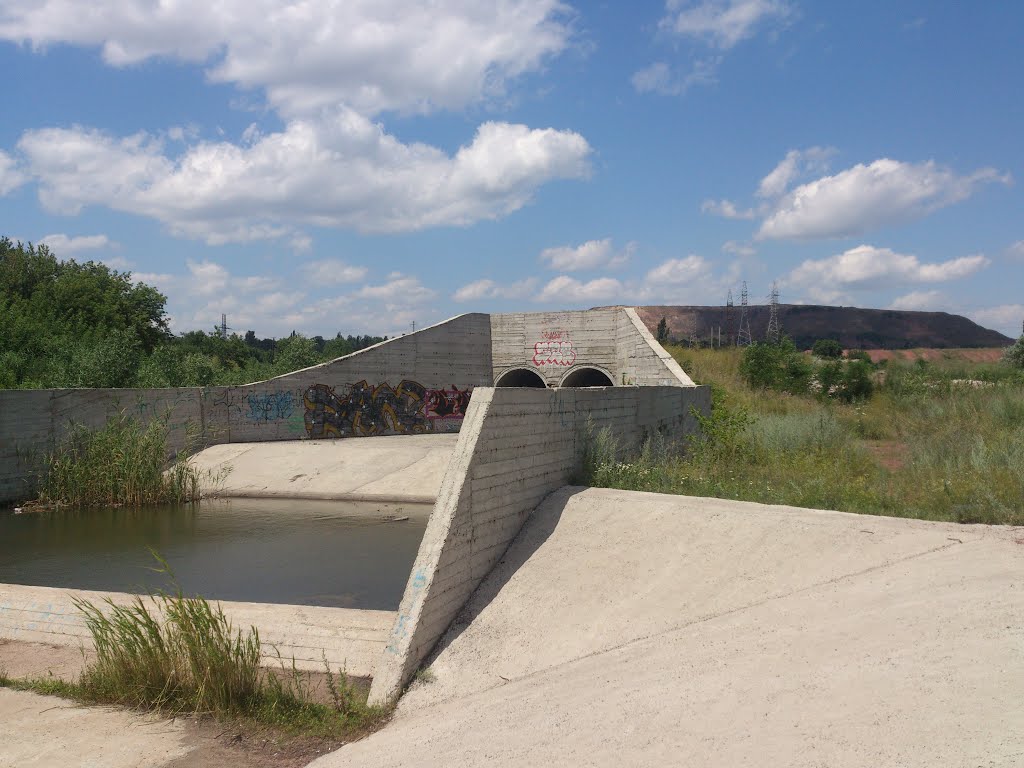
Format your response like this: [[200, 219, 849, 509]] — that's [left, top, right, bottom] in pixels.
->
[[582, 347, 1024, 526]]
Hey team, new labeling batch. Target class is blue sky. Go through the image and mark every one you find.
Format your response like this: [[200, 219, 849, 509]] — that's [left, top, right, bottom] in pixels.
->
[[1, 0, 1022, 338]]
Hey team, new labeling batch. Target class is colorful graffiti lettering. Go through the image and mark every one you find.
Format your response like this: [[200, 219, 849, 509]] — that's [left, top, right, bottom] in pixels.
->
[[533, 330, 576, 367], [423, 386, 472, 420], [245, 391, 295, 423], [303, 381, 473, 439]]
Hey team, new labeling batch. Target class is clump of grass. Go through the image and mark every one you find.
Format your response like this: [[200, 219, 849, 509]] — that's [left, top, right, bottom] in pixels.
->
[[59, 557, 386, 738], [73, 590, 262, 715], [36, 410, 201, 508]]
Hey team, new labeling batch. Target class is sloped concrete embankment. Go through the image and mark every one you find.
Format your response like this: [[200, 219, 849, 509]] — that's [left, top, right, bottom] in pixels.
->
[[188, 433, 458, 503], [367, 384, 710, 703], [313, 488, 1024, 768]]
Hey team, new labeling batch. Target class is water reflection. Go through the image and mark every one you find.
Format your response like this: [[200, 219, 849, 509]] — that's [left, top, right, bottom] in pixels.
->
[[0, 499, 428, 610]]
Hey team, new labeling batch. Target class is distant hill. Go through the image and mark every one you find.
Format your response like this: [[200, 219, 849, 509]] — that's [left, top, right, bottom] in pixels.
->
[[633, 305, 1013, 350]]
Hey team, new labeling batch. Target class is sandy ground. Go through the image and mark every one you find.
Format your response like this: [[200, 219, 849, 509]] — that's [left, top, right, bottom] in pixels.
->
[[0, 687, 194, 768], [188, 433, 458, 502], [312, 488, 1024, 768]]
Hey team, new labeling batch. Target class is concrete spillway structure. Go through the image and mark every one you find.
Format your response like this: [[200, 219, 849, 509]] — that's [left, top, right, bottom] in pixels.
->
[[0, 306, 710, 696]]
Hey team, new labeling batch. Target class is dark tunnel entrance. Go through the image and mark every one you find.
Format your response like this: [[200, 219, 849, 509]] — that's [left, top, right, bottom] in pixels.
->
[[494, 368, 548, 388], [559, 367, 615, 387]]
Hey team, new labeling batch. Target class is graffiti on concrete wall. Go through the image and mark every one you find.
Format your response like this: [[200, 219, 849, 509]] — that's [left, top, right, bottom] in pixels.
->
[[423, 386, 471, 420], [244, 391, 295, 423], [532, 329, 577, 367], [303, 381, 473, 439]]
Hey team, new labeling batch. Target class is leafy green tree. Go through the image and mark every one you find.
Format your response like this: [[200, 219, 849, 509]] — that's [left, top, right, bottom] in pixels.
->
[[1, 237, 170, 387], [1004, 335, 1024, 370], [740, 338, 810, 394], [656, 317, 670, 344], [812, 338, 843, 359], [273, 333, 320, 374]]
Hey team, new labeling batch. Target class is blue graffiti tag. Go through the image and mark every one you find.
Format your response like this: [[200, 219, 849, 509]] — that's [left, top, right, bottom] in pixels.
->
[[245, 391, 295, 423]]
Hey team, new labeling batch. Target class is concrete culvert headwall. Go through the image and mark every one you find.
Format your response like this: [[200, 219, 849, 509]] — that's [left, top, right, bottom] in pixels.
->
[[494, 368, 547, 388], [559, 366, 614, 387]]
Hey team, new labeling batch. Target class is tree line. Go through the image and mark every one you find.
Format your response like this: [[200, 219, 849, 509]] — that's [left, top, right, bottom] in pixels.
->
[[0, 237, 386, 389]]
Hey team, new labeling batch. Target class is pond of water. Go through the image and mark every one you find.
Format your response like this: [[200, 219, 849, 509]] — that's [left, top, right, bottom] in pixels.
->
[[0, 498, 428, 610]]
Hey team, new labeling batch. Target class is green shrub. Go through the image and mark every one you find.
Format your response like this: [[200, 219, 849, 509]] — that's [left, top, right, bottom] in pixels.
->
[[812, 339, 843, 359], [739, 339, 810, 394], [1004, 336, 1024, 370]]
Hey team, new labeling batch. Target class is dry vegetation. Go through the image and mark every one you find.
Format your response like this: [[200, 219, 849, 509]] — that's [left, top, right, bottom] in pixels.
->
[[584, 346, 1024, 526]]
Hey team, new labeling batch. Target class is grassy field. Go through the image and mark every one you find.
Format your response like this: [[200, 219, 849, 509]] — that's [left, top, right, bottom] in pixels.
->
[[585, 346, 1024, 526]]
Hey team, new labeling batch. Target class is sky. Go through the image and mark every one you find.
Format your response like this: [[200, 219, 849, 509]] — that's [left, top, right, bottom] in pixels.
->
[[1, 0, 1022, 339]]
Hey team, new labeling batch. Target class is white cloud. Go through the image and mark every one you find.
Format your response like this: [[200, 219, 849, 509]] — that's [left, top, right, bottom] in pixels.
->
[[631, 57, 720, 96], [16, 113, 591, 243], [452, 278, 537, 302], [700, 198, 756, 219], [659, 0, 792, 49], [888, 290, 944, 311], [634, 1, 789, 97], [0, 150, 25, 194], [1007, 240, 1024, 262], [37, 233, 116, 256], [787, 245, 990, 293], [537, 275, 625, 303], [757, 158, 1011, 240], [722, 240, 755, 256], [300, 260, 369, 285], [539, 238, 634, 271], [529, 252, 730, 306], [133, 271, 175, 286], [756, 146, 835, 199], [133, 260, 443, 337], [645, 254, 710, 284], [356, 272, 436, 304], [969, 304, 1024, 337], [185, 259, 231, 296], [0, 0, 573, 118]]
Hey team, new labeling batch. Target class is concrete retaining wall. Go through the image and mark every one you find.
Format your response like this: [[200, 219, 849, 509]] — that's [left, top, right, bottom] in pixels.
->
[[617, 308, 695, 386], [491, 307, 693, 388], [0, 583, 394, 678], [0, 387, 206, 504], [368, 382, 711, 703], [0, 313, 492, 504]]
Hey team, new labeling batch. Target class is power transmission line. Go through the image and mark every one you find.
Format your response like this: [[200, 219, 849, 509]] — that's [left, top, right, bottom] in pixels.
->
[[737, 282, 752, 347], [725, 289, 735, 347], [766, 282, 781, 344]]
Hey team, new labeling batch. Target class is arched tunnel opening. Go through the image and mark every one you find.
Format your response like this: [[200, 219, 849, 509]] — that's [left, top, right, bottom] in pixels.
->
[[494, 368, 548, 388], [559, 367, 615, 388]]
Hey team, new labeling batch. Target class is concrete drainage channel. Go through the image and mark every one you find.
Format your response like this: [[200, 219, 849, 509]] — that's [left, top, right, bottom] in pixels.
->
[[0, 307, 711, 699]]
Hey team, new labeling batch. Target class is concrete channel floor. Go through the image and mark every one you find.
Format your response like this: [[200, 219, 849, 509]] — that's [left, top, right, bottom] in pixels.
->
[[311, 487, 1024, 768], [188, 434, 459, 503]]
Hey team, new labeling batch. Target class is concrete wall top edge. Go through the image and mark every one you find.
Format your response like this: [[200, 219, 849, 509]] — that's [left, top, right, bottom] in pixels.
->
[[252, 312, 492, 387]]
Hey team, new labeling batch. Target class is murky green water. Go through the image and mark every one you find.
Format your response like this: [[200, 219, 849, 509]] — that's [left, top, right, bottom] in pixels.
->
[[0, 499, 428, 610]]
